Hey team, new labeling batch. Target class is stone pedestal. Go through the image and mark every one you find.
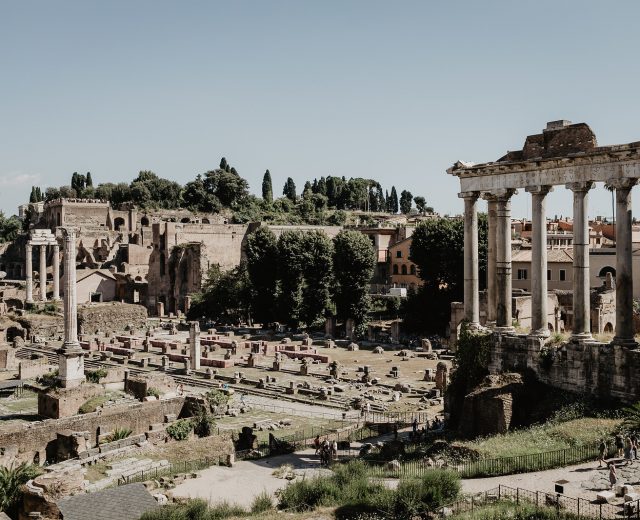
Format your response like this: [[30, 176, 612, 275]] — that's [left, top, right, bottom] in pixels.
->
[[189, 321, 201, 370]]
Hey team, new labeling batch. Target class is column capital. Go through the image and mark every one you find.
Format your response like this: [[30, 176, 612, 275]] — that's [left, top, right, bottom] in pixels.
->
[[458, 191, 480, 201], [605, 178, 638, 191], [481, 188, 517, 201], [565, 181, 594, 192], [525, 185, 554, 196]]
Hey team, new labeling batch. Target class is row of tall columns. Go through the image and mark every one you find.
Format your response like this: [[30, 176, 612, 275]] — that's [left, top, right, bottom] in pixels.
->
[[462, 178, 639, 346], [24, 242, 60, 303]]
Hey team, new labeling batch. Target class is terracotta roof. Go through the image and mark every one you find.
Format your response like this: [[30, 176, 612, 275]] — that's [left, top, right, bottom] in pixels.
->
[[512, 249, 574, 263]]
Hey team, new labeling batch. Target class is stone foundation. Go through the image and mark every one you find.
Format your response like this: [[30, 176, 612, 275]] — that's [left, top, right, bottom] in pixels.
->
[[77, 302, 147, 334], [490, 331, 640, 403]]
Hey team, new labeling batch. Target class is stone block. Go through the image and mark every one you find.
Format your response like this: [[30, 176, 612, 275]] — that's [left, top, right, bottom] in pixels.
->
[[597, 491, 615, 503], [625, 493, 640, 502]]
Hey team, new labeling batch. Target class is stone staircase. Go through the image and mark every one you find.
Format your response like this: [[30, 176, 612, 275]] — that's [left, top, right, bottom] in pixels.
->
[[87, 457, 170, 492]]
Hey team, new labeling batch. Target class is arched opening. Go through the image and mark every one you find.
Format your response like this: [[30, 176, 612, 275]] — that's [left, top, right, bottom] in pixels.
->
[[598, 266, 616, 278], [393, 265, 399, 275], [410, 265, 416, 275], [114, 217, 126, 231], [201, 218, 210, 224], [180, 217, 191, 223], [401, 265, 407, 275], [604, 322, 614, 333], [548, 323, 555, 332], [141, 216, 150, 226]]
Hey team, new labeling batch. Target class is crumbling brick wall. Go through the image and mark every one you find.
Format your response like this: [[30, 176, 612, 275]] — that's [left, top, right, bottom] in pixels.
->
[[78, 302, 147, 334]]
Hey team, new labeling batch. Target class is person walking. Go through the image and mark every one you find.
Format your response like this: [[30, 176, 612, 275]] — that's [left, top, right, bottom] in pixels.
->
[[624, 437, 633, 465], [598, 440, 607, 467], [412, 418, 418, 435], [314, 435, 321, 455], [631, 433, 638, 460], [609, 462, 618, 490], [615, 434, 624, 458]]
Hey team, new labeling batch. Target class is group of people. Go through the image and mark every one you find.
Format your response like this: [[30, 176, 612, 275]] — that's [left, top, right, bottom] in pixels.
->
[[314, 436, 338, 466], [599, 433, 640, 490]]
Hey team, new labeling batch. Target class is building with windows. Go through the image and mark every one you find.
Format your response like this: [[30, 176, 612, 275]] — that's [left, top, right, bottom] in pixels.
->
[[388, 236, 421, 290], [512, 249, 573, 291]]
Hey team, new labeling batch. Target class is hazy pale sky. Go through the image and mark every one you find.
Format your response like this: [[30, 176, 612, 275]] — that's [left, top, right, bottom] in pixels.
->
[[2, 1, 639, 219]]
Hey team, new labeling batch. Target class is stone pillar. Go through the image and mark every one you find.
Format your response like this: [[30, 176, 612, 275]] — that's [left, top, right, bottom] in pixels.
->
[[609, 178, 638, 346], [189, 321, 201, 370], [495, 189, 516, 331], [482, 194, 498, 325], [460, 192, 480, 328], [526, 185, 553, 336], [25, 241, 33, 303], [39, 244, 47, 302], [58, 228, 85, 388], [567, 182, 594, 341], [52, 242, 60, 301]]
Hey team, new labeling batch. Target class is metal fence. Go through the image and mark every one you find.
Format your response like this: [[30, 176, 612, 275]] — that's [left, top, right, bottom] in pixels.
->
[[118, 455, 227, 486], [442, 485, 632, 520]]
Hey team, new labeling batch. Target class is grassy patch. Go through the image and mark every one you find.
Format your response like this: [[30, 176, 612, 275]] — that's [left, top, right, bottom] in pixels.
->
[[78, 395, 110, 414], [450, 500, 581, 520], [459, 417, 620, 458]]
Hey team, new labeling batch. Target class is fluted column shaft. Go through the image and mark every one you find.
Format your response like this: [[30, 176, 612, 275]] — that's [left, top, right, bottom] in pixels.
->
[[495, 189, 516, 330], [39, 245, 47, 302], [63, 230, 79, 348], [52, 243, 60, 301], [460, 192, 480, 328], [609, 178, 638, 345], [567, 182, 594, 340], [527, 186, 553, 336], [25, 242, 33, 303]]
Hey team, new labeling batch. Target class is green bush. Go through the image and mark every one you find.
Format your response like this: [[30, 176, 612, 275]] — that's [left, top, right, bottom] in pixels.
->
[[106, 427, 132, 443], [86, 368, 108, 383], [140, 498, 247, 520], [166, 419, 192, 441], [36, 370, 59, 387], [78, 395, 109, 414], [205, 389, 230, 408], [146, 387, 161, 398], [192, 411, 215, 438], [250, 491, 273, 514], [0, 463, 42, 517]]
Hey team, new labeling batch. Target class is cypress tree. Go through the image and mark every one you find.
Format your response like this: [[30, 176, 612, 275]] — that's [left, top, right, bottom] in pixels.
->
[[262, 170, 273, 203], [390, 186, 399, 214], [219, 157, 228, 170], [86, 172, 93, 187], [29, 187, 36, 203], [283, 178, 297, 201]]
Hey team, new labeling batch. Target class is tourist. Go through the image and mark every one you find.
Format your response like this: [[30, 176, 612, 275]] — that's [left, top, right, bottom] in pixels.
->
[[609, 462, 618, 489], [624, 437, 633, 465], [615, 434, 624, 458], [598, 440, 607, 467], [314, 435, 321, 455], [631, 433, 638, 460], [412, 418, 418, 435], [332, 440, 338, 459]]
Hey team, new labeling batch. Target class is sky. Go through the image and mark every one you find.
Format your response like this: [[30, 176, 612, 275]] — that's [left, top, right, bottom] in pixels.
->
[[2, 1, 640, 220]]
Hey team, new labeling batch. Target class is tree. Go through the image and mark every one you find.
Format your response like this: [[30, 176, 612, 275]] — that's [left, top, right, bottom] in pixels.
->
[[29, 186, 37, 203], [300, 231, 334, 327], [399, 190, 413, 214], [414, 196, 426, 214], [0, 212, 21, 243], [71, 172, 86, 195], [0, 463, 40, 517], [246, 227, 279, 324], [86, 171, 93, 187], [283, 177, 297, 202], [302, 181, 313, 199], [219, 157, 228, 170], [203, 169, 249, 207], [183, 174, 221, 212], [262, 170, 273, 203], [276, 230, 306, 327], [389, 186, 399, 214], [403, 215, 488, 334], [332, 230, 375, 330]]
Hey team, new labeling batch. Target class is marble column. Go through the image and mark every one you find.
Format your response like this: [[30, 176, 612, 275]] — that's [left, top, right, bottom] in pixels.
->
[[609, 178, 638, 346], [566, 182, 594, 341], [526, 185, 553, 336], [482, 195, 498, 325], [39, 244, 47, 302], [495, 189, 516, 331], [190, 321, 201, 370], [460, 192, 480, 328], [25, 242, 33, 303], [58, 228, 85, 388], [52, 242, 60, 301]]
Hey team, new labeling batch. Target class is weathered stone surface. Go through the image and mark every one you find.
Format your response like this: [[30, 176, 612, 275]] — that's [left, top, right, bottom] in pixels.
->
[[78, 302, 147, 334]]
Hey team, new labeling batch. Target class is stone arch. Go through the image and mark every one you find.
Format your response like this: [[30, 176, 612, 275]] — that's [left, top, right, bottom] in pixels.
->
[[598, 266, 616, 278], [114, 217, 126, 231], [180, 217, 191, 223], [401, 264, 407, 275], [141, 216, 150, 226], [604, 322, 614, 333], [201, 218, 210, 224], [393, 264, 399, 275]]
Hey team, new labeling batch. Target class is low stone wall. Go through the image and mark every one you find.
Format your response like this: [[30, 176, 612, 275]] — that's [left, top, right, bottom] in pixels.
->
[[38, 384, 104, 419], [18, 358, 54, 380], [0, 396, 185, 466], [490, 332, 640, 403], [78, 302, 147, 334]]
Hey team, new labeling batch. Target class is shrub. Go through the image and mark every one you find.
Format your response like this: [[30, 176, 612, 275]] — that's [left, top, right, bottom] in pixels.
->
[[106, 428, 132, 443], [250, 491, 273, 514], [78, 395, 109, 414], [205, 389, 230, 408], [146, 387, 161, 399], [86, 368, 108, 383], [37, 370, 59, 387], [139, 498, 246, 520], [166, 419, 192, 441], [0, 463, 41, 517], [192, 411, 215, 437]]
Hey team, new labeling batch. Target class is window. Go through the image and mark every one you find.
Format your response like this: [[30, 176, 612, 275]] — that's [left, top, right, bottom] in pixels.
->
[[393, 264, 399, 275], [396, 250, 402, 258], [547, 269, 551, 281], [517, 269, 528, 280], [559, 269, 566, 281], [401, 265, 407, 275]]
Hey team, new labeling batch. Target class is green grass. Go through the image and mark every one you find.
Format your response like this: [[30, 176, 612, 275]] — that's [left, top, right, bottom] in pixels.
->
[[449, 500, 581, 520], [459, 417, 619, 458], [78, 395, 110, 414]]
